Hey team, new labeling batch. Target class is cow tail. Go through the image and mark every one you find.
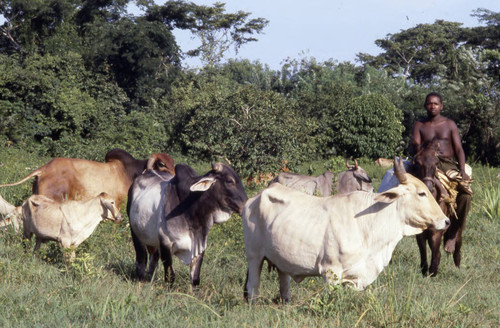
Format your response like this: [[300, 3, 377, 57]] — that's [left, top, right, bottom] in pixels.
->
[[0, 169, 43, 188]]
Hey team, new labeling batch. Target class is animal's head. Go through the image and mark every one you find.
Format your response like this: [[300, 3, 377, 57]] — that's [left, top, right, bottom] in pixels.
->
[[374, 157, 450, 235], [344, 159, 373, 192], [98, 192, 123, 223], [413, 138, 440, 194], [189, 162, 248, 218], [147, 153, 175, 175]]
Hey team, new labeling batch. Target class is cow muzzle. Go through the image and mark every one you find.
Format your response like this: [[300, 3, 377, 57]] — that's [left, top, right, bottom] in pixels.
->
[[432, 217, 450, 231]]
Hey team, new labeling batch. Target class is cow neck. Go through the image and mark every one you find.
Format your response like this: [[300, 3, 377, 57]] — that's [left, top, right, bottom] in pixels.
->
[[166, 175, 219, 231], [59, 198, 104, 245]]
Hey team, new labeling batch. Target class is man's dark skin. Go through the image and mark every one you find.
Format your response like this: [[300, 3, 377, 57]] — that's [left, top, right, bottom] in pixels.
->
[[410, 93, 470, 180], [410, 92, 471, 254]]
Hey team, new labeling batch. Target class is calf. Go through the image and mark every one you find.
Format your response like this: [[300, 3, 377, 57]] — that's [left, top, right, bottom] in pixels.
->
[[22, 192, 122, 260], [0, 193, 21, 231]]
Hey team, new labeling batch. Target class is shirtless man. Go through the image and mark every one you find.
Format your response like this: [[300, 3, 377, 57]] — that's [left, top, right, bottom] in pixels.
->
[[410, 92, 472, 255]]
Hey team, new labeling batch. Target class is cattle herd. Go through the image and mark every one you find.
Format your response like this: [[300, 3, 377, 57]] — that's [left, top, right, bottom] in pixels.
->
[[0, 149, 453, 302]]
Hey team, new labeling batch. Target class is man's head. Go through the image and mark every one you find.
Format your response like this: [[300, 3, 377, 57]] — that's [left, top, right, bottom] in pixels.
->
[[424, 92, 443, 118]]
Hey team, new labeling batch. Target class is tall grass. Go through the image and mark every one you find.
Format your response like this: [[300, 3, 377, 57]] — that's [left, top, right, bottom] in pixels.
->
[[0, 149, 499, 327]]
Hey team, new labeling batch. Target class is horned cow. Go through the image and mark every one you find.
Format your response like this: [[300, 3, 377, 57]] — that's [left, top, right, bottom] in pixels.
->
[[336, 159, 373, 194], [128, 163, 248, 287], [242, 158, 449, 302]]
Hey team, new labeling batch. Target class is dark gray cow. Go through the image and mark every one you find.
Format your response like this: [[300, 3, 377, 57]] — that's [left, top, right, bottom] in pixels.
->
[[269, 171, 334, 197], [127, 163, 248, 287], [336, 159, 373, 194]]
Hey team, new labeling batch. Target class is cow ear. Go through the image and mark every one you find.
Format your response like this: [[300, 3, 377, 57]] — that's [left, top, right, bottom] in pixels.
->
[[374, 189, 402, 203], [190, 177, 216, 192]]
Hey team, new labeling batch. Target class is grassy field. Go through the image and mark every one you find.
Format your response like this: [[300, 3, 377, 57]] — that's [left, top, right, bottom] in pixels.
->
[[0, 148, 499, 327]]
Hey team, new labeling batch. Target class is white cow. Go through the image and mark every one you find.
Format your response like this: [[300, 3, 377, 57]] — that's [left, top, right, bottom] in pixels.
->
[[0, 193, 21, 231], [242, 159, 450, 302], [22, 192, 122, 260], [269, 171, 334, 197]]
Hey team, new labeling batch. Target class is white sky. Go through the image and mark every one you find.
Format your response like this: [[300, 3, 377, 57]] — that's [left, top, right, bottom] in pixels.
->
[[147, 0, 499, 70]]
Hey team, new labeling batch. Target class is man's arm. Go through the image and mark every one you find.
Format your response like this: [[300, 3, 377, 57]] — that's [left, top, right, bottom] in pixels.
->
[[449, 120, 470, 180], [410, 121, 422, 156]]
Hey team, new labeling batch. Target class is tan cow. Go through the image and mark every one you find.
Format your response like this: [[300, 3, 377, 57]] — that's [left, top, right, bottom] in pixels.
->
[[374, 158, 394, 167], [22, 192, 122, 261], [0, 149, 174, 209], [242, 158, 449, 302]]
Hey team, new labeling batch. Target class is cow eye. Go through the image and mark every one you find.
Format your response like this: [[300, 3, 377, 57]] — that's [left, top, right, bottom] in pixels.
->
[[418, 192, 427, 197]]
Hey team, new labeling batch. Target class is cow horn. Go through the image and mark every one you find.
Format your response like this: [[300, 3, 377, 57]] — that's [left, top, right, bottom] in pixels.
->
[[354, 159, 359, 170], [345, 159, 350, 169], [146, 154, 158, 170], [212, 162, 224, 172], [393, 157, 408, 184]]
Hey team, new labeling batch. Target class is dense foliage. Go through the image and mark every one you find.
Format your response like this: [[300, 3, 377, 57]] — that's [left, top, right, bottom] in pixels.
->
[[0, 1, 499, 172]]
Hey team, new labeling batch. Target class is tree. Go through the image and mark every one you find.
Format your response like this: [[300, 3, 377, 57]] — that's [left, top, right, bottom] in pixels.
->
[[146, 1, 269, 69], [0, 0, 77, 54], [357, 20, 466, 83], [465, 9, 500, 81]]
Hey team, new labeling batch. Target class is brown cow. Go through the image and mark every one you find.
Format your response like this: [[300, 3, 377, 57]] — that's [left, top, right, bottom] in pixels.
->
[[0, 149, 174, 209]]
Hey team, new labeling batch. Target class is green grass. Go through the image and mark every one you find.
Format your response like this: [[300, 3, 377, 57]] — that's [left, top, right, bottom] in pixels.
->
[[0, 149, 499, 327]]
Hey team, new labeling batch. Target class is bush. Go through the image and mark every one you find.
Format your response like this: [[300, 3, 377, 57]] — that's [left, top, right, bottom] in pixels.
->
[[332, 93, 404, 159], [168, 78, 314, 176]]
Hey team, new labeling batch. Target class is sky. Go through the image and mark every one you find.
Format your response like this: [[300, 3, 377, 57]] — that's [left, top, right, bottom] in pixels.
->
[[137, 0, 499, 70]]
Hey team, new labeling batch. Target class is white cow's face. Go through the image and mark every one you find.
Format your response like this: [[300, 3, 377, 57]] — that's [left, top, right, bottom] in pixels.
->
[[99, 193, 123, 222], [375, 173, 449, 235]]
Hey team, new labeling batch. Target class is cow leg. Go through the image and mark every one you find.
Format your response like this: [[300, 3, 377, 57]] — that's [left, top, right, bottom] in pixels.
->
[[189, 252, 205, 288], [146, 247, 159, 279], [416, 232, 429, 276], [244, 257, 264, 303], [428, 230, 443, 277], [131, 228, 148, 281], [159, 243, 175, 287], [277, 268, 291, 303], [34, 238, 42, 252]]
